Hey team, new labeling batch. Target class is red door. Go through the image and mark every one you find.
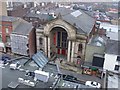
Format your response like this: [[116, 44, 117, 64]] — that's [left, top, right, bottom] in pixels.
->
[[53, 32, 56, 45], [57, 48, 60, 54], [62, 49, 66, 55]]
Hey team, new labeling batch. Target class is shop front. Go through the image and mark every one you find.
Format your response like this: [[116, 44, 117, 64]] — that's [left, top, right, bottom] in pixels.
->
[[81, 64, 103, 78], [0, 42, 5, 52]]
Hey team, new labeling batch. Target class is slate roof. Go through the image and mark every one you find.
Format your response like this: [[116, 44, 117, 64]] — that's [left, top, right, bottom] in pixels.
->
[[62, 10, 95, 34], [54, 7, 74, 16], [25, 13, 50, 20], [25, 7, 95, 35], [0, 16, 18, 22], [12, 21, 33, 36], [53, 7, 95, 35], [105, 40, 120, 55]]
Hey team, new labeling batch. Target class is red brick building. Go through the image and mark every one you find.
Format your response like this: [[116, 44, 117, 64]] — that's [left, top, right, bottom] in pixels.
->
[[0, 16, 36, 56], [0, 16, 20, 52], [10, 20, 36, 57]]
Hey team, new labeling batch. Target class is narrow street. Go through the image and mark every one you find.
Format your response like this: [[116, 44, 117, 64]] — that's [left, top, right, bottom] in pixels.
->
[[53, 59, 104, 87], [60, 68, 103, 85]]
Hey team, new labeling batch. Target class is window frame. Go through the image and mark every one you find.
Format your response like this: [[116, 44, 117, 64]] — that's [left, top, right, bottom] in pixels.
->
[[5, 27, 9, 34], [116, 56, 120, 61], [114, 65, 119, 71], [39, 38, 43, 45], [78, 44, 83, 52]]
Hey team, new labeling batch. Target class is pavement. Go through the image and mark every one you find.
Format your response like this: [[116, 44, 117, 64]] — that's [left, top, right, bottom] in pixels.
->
[[51, 59, 104, 87]]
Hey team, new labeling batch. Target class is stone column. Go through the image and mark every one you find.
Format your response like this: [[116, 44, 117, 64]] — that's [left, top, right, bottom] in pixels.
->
[[67, 40, 71, 62], [82, 43, 86, 56], [48, 37, 51, 58], [75, 42, 79, 55], [44, 36, 47, 56], [71, 41, 75, 63]]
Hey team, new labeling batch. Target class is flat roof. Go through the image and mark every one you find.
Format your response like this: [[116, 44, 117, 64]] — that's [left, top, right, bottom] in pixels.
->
[[107, 74, 120, 88], [105, 40, 120, 55], [100, 22, 119, 41]]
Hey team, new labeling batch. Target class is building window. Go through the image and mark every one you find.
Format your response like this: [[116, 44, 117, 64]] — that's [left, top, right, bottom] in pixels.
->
[[5, 28, 9, 34], [116, 56, 120, 61], [6, 36, 10, 42], [57, 32, 61, 47], [114, 65, 119, 71], [62, 32, 67, 48], [57, 32, 68, 48], [78, 44, 83, 52], [39, 38, 43, 45]]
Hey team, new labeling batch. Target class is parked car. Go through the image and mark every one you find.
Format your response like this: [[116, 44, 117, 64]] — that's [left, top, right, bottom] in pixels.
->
[[85, 81, 101, 88], [10, 61, 21, 70], [63, 74, 77, 82], [2, 55, 11, 61], [25, 71, 35, 78], [1, 55, 11, 64]]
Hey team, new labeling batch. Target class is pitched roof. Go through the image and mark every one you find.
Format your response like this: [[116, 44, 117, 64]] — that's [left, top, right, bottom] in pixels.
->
[[89, 35, 107, 47], [25, 13, 50, 20], [25, 7, 95, 35], [63, 10, 95, 34], [0, 16, 19, 22], [105, 40, 120, 55], [12, 21, 33, 35], [54, 7, 95, 35]]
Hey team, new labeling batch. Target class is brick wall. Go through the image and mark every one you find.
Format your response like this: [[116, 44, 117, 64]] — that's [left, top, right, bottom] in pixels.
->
[[2, 21, 13, 43], [28, 28, 37, 58]]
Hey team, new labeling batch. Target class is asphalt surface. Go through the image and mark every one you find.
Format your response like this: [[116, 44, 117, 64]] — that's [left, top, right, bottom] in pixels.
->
[[0, 53, 59, 89], [0, 53, 104, 89], [59, 68, 104, 86], [1, 63, 57, 88]]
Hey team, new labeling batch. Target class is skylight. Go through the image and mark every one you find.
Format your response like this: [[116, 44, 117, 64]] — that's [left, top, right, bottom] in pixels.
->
[[71, 10, 82, 17], [96, 42, 102, 47], [98, 37, 104, 43]]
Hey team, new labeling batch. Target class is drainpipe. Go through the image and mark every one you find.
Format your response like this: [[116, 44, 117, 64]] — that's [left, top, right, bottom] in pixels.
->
[[103, 70, 108, 90]]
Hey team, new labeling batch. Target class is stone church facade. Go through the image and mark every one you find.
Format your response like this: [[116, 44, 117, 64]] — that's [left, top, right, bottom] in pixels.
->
[[36, 9, 96, 63]]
